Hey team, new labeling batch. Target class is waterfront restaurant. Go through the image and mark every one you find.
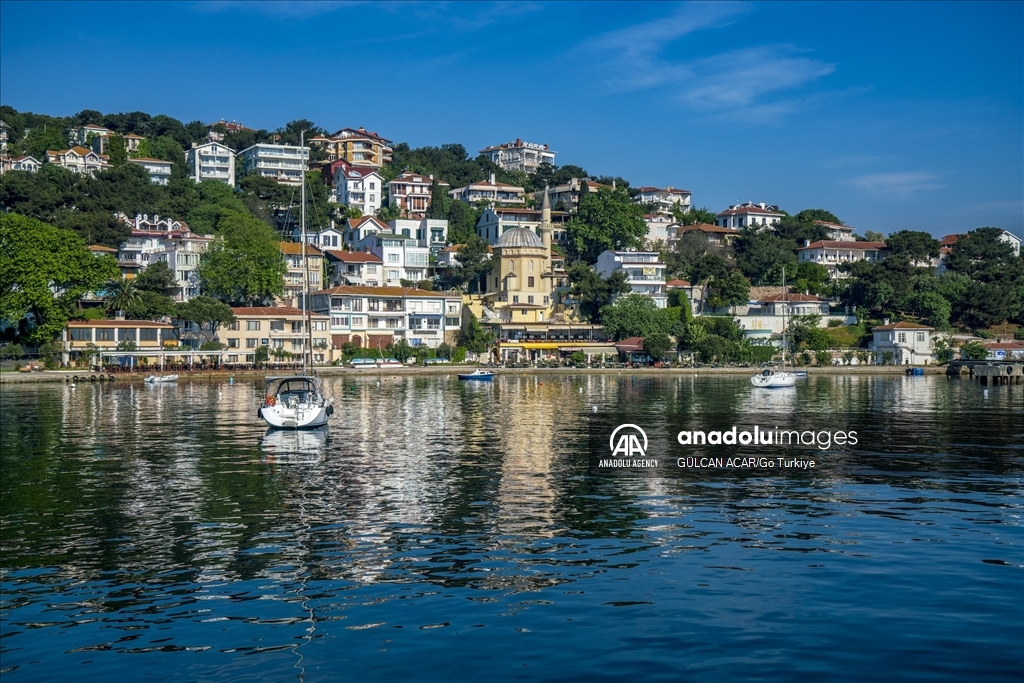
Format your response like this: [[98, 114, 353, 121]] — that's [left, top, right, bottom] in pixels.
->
[[61, 319, 177, 367], [488, 322, 616, 362]]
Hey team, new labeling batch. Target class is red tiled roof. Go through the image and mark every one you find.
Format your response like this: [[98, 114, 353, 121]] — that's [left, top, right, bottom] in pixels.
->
[[799, 241, 888, 250], [67, 319, 173, 328], [939, 234, 959, 246], [614, 337, 645, 352], [872, 321, 933, 331], [278, 242, 323, 256], [348, 215, 388, 230], [666, 279, 692, 288], [324, 249, 382, 263], [677, 223, 739, 235]]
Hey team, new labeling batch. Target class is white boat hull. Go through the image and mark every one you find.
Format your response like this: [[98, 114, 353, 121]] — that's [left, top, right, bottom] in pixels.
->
[[751, 373, 797, 388], [260, 404, 331, 429]]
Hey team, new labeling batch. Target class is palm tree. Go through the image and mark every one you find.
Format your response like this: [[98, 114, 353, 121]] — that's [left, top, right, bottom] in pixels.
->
[[105, 278, 141, 314]]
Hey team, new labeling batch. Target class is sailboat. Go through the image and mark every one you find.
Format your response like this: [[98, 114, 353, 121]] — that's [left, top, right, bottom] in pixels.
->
[[260, 131, 333, 428], [751, 268, 798, 388]]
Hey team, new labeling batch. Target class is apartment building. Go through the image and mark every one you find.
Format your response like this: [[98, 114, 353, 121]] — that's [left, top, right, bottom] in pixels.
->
[[129, 157, 173, 185], [636, 186, 692, 216], [387, 172, 447, 217], [323, 249, 383, 287], [449, 173, 525, 206], [814, 221, 856, 242], [352, 232, 430, 285], [333, 162, 383, 216], [186, 142, 236, 185], [45, 146, 109, 175], [311, 127, 393, 167], [279, 242, 323, 306], [388, 218, 448, 253], [475, 207, 570, 246], [797, 240, 889, 278], [478, 138, 555, 172], [238, 143, 309, 185], [715, 202, 783, 229], [644, 214, 674, 243], [309, 285, 462, 350], [117, 214, 212, 300], [596, 250, 667, 308], [533, 178, 606, 214], [220, 306, 331, 365]]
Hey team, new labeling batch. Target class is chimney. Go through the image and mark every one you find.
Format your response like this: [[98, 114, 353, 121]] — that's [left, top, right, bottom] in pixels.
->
[[884, 318, 890, 326], [759, 202, 766, 209], [489, 172, 495, 185], [364, 246, 370, 253], [516, 138, 521, 146], [804, 239, 810, 248]]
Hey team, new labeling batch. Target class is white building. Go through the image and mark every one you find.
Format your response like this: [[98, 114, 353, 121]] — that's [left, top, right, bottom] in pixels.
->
[[353, 232, 431, 285], [871, 321, 934, 365], [186, 142, 236, 185], [118, 215, 212, 301], [476, 207, 570, 247], [0, 155, 41, 174], [309, 285, 463, 350], [595, 250, 667, 308], [386, 172, 446, 217], [999, 229, 1022, 256], [449, 173, 525, 206], [478, 138, 555, 173], [533, 178, 606, 214], [69, 124, 113, 148], [636, 186, 691, 216], [343, 216, 390, 246], [797, 240, 889, 278], [814, 221, 856, 242], [129, 157, 173, 185], [45, 146, 109, 175], [388, 218, 448, 254], [333, 162, 383, 216], [644, 214, 675, 244], [323, 249, 384, 287], [238, 143, 309, 185], [715, 202, 783, 229]]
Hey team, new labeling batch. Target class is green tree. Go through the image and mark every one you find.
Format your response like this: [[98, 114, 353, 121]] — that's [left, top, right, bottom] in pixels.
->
[[732, 228, 797, 285], [457, 310, 494, 354], [566, 262, 630, 322], [862, 230, 885, 242], [886, 230, 940, 263], [564, 186, 646, 264], [600, 293, 661, 340], [199, 212, 286, 305], [389, 337, 414, 363], [105, 277, 142, 313], [676, 206, 718, 225], [174, 296, 236, 344], [106, 134, 128, 167], [450, 236, 493, 293], [643, 331, 672, 361], [0, 214, 119, 344], [959, 340, 989, 361], [134, 260, 176, 294]]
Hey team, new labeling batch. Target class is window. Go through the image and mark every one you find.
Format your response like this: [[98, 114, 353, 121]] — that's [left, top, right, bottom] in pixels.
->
[[427, 318, 440, 330], [388, 253, 400, 263], [386, 318, 401, 329], [369, 182, 375, 190], [388, 270, 400, 280], [332, 316, 349, 327], [528, 276, 535, 287], [246, 321, 260, 331], [543, 296, 550, 305], [246, 338, 258, 348], [365, 265, 376, 274], [528, 296, 534, 304], [292, 321, 303, 333], [352, 299, 363, 311], [228, 321, 239, 331], [96, 328, 115, 341], [139, 328, 158, 342], [273, 339, 285, 349], [227, 338, 239, 348], [494, 277, 499, 288], [508, 259, 514, 270], [291, 339, 304, 351], [529, 260, 534, 272], [521, 309, 527, 316], [271, 320, 285, 332], [351, 316, 364, 326], [446, 317, 459, 327], [70, 327, 91, 341], [513, 295, 519, 304], [313, 320, 327, 331], [916, 332, 926, 342], [897, 333, 907, 343]]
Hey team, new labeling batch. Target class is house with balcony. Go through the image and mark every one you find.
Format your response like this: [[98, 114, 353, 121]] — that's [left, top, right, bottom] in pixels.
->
[[311, 127, 393, 167], [797, 240, 889, 278], [814, 221, 856, 242], [69, 124, 114, 149], [533, 178, 606, 214], [352, 233, 430, 285], [116, 215, 212, 299], [476, 207, 570, 246], [309, 285, 462, 350], [871, 321, 934, 365], [1, 155, 41, 174], [479, 138, 555, 173], [278, 242, 323, 307], [595, 250, 667, 308], [324, 249, 383, 287], [388, 218, 448, 254], [449, 173, 526, 206], [239, 143, 309, 185], [671, 222, 740, 247], [186, 142, 236, 185], [45, 146, 109, 175], [386, 172, 447, 217], [129, 157, 173, 185], [636, 186, 692, 216], [333, 161, 383, 216], [644, 214, 675, 244], [342, 215, 390, 246], [219, 306, 331, 365], [715, 202, 783, 229]]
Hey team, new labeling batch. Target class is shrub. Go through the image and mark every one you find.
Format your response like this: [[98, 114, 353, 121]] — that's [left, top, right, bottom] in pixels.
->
[[826, 318, 844, 328], [1015, 328, 1024, 341], [976, 330, 994, 339], [570, 351, 586, 365], [452, 346, 467, 363]]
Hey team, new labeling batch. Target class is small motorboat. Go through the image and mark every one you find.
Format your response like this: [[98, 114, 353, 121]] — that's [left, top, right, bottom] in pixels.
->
[[458, 368, 495, 381], [145, 374, 178, 383], [259, 375, 333, 429], [750, 369, 796, 388], [905, 367, 925, 376]]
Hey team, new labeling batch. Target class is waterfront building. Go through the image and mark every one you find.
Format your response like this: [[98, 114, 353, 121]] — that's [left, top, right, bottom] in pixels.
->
[[186, 142, 236, 185], [595, 250, 667, 308], [128, 157, 172, 185], [388, 218, 448, 254], [309, 285, 462, 350], [449, 173, 526, 206], [220, 306, 331, 365], [797, 240, 889, 279], [871, 321, 934, 365], [636, 186, 692, 216], [333, 162, 383, 216], [323, 249, 383, 287], [61, 318, 177, 366], [386, 172, 447, 217], [279, 242, 323, 307], [238, 143, 309, 185], [45, 146, 109, 175], [311, 127, 393, 167], [476, 207, 570, 246], [478, 138, 555, 172], [715, 202, 783, 229]]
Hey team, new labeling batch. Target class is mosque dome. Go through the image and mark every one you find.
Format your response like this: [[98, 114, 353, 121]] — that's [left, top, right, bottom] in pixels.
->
[[496, 226, 544, 249]]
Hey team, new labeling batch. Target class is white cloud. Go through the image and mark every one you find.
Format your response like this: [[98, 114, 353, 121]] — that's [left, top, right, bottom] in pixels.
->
[[849, 172, 943, 197]]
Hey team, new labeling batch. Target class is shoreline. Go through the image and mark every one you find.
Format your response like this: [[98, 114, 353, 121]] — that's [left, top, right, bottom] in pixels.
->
[[0, 364, 947, 384]]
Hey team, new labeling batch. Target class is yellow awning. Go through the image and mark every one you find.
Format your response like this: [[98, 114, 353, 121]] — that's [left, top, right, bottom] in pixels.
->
[[501, 342, 562, 350]]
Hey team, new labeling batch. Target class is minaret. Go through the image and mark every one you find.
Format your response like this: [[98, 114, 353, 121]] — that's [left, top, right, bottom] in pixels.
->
[[540, 182, 552, 253]]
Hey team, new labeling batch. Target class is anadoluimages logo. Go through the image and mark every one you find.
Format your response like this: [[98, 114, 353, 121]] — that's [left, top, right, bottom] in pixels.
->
[[600, 424, 658, 468]]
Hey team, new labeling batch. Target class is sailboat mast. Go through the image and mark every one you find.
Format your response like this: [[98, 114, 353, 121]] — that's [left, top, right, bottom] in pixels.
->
[[781, 268, 787, 367], [300, 130, 309, 374]]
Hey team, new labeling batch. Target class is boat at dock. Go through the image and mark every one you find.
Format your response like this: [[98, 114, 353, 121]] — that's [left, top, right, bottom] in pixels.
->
[[458, 368, 495, 381], [144, 374, 178, 383]]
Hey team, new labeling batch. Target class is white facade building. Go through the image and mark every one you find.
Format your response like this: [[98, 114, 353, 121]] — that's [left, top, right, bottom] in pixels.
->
[[388, 218, 448, 254], [118, 215, 212, 301], [871, 321, 934, 365], [45, 146, 109, 175], [129, 157, 173, 185], [0, 155, 41, 174], [186, 142, 236, 185], [343, 216, 390, 246], [814, 221, 857, 242], [387, 172, 446, 217], [238, 143, 309, 185], [476, 207, 569, 247], [353, 232, 431, 286], [323, 249, 384, 287], [478, 138, 555, 172], [449, 173, 526, 206], [636, 186, 692, 216], [333, 163, 383, 216], [596, 250, 667, 308], [797, 240, 890, 278], [715, 202, 783, 229]]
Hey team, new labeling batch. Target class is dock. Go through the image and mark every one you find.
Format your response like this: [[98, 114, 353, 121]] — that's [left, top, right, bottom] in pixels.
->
[[946, 360, 1024, 385]]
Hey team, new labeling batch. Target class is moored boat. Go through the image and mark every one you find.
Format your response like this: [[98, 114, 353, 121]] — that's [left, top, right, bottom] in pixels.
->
[[751, 369, 796, 388], [145, 374, 178, 383], [259, 376, 333, 429], [458, 368, 494, 381]]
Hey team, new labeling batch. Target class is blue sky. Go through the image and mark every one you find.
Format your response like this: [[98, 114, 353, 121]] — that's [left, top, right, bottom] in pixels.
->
[[1, 1, 1021, 238]]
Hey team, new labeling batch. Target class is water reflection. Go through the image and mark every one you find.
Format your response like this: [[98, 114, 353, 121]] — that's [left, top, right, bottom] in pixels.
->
[[261, 427, 329, 464]]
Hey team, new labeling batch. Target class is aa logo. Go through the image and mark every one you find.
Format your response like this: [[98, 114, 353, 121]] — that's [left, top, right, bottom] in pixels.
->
[[609, 424, 648, 458]]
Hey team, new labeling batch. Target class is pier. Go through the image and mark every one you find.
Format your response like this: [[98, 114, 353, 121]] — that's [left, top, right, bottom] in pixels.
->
[[946, 360, 1024, 385]]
